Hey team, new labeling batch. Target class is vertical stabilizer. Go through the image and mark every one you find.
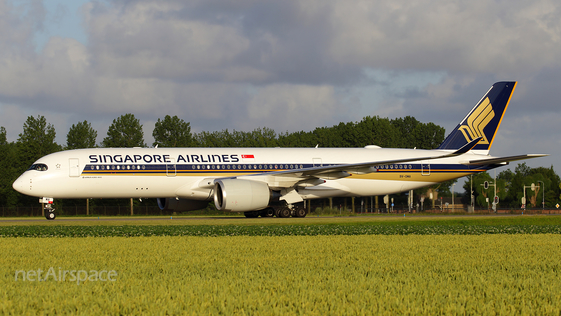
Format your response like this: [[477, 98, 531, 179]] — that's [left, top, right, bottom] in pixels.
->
[[437, 81, 517, 154]]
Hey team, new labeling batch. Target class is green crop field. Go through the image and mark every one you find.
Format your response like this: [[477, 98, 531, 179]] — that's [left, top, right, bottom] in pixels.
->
[[2, 216, 561, 314], [3, 235, 561, 315], [2, 214, 561, 236]]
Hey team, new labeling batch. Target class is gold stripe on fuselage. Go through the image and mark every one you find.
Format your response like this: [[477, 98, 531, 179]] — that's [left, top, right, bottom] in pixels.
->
[[350, 170, 481, 182]]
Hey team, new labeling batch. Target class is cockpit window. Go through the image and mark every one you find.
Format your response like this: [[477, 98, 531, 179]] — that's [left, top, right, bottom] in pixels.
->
[[28, 164, 48, 171]]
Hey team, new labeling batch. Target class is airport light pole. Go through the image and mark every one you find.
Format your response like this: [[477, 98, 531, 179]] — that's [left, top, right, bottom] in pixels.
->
[[482, 180, 497, 212], [537, 180, 544, 210], [523, 183, 536, 211], [494, 171, 497, 211], [470, 175, 474, 210]]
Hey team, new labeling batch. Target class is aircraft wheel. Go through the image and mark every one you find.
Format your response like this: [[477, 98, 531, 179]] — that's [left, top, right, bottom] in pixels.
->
[[46, 211, 56, 220], [259, 208, 275, 217], [294, 208, 307, 218], [244, 211, 259, 218], [278, 208, 291, 218]]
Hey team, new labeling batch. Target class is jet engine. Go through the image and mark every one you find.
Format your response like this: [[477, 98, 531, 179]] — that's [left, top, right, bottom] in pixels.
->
[[157, 198, 210, 212], [214, 179, 271, 212]]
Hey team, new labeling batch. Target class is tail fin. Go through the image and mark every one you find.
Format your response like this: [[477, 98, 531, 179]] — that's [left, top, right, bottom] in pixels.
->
[[437, 81, 517, 154]]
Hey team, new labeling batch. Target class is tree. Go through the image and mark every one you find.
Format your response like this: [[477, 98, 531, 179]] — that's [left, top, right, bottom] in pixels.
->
[[152, 115, 192, 147], [390, 116, 445, 149], [249, 127, 278, 147], [432, 179, 459, 197], [529, 166, 561, 207], [17, 115, 61, 170], [102, 114, 146, 148], [473, 163, 561, 209], [356, 116, 398, 148], [193, 129, 231, 147], [193, 127, 279, 148], [277, 130, 317, 147], [67, 120, 98, 149], [0, 127, 6, 147], [0, 127, 19, 206], [16, 116, 61, 205], [463, 172, 494, 208]]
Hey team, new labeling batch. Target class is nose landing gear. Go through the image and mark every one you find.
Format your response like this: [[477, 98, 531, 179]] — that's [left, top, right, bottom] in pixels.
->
[[45, 211, 56, 220], [44, 204, 56, 220], [40, 197, 56, 220]]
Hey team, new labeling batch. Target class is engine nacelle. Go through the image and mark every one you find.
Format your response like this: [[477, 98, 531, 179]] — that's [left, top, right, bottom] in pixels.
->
[[157, 198, 210, 212], [214, 179, 271, 212]]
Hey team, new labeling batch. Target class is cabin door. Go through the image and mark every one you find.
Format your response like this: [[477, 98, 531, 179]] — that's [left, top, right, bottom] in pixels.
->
[[166, 158, 176, 177], [421, 161, 430, 176], [313, 158, 322, 167], [69, 158, 80, 177]]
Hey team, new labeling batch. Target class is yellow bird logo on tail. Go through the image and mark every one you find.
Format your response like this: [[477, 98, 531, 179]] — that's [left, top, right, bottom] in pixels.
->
[[458, 97, 495, 145]]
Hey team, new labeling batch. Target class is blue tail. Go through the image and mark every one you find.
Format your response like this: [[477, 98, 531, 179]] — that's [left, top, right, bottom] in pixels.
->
[[437, 81, 517, 152]]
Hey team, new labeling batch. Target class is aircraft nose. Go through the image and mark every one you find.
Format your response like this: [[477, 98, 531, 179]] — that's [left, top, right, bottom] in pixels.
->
[[12, 175, 29, 194]]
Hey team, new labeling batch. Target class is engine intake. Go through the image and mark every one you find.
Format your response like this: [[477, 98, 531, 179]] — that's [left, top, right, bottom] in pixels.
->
[[214, 179, 270, 212]]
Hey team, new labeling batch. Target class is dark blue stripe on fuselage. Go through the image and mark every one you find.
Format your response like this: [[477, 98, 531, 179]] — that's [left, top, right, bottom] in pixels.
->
[[81, 162, 496, 176]]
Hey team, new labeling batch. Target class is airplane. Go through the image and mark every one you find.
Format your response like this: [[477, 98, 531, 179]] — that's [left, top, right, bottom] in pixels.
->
[[12, 81, 547, 220]]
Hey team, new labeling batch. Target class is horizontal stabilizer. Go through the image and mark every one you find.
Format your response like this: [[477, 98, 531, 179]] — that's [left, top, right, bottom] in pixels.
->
[[463, 154, 549, 166]]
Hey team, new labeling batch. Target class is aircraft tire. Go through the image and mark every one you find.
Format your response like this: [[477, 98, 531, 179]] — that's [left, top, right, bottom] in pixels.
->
[[259, 208, 275, 217], [294, 208, 307, 218], [278, 208, 291, 218], [46, 211, 56, 220], [244, 211, 259, 218]]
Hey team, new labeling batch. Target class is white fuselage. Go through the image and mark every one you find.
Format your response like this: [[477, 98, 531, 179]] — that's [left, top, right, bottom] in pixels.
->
[[12, 147, 492, 201]]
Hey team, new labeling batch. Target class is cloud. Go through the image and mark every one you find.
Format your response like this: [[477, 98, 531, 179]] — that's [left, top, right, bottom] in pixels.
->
[[329, 0, 561, 76], [85, 2, 255, 81], [246, 84, 340, 131], [0, 0, 558, 173], [0, 0, 45, 48]]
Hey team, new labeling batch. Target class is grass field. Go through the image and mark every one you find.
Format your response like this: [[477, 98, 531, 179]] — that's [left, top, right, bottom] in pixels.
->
[[2, 215, 561, 314], [2, 213, 561, 226]]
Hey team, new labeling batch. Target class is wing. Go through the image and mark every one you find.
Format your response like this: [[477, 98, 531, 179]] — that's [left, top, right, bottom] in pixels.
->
[[220, 137, 483, 190]]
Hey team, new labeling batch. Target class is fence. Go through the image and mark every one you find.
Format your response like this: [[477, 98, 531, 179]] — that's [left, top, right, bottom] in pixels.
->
[[0, 205, 165, 217], [1, 204, 559, 217]]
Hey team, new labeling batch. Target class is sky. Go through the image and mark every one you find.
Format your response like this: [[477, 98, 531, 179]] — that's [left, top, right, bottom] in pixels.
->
[[0, 0, 559, 175]]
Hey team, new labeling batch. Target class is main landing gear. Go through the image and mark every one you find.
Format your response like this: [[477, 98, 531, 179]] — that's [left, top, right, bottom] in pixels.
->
[[243, 204, 308, 218]]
